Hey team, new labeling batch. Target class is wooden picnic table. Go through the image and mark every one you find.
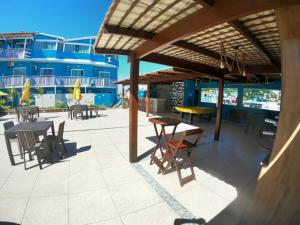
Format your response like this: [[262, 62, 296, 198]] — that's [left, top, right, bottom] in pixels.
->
[[4, 121, 55, 166], [148, 117, 181, 173]]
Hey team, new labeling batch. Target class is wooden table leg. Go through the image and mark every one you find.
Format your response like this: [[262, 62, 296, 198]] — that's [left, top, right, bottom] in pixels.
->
[[189, 113, 193, 124], [51, 124, 55, 135], [5, 134, 15, 166], [150, 124, 164, 165]]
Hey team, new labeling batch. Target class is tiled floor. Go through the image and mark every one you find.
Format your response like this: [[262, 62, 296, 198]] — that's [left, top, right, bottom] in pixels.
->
[[0, 109, 269, 225]]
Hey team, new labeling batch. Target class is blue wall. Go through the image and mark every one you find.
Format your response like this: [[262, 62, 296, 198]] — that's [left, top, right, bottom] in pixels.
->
[[183, 80, 281, 120]]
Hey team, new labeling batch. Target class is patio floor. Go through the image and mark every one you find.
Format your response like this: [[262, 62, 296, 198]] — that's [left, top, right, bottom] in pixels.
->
[[0, 109, 269, 225]]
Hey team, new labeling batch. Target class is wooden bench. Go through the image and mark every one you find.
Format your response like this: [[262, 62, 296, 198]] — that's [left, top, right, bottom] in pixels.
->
[[175, 106, 214, 124]]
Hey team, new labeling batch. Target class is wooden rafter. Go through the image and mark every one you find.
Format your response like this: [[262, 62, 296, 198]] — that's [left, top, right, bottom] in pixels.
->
[[132, 0, 300, 59], [193, 0, 214, 8], [103, 25, 221, 61], [228, 20, 279, 66]]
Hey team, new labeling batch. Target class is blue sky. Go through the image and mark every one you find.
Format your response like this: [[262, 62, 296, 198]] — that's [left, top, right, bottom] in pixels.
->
[[0, 0, 168, 80]]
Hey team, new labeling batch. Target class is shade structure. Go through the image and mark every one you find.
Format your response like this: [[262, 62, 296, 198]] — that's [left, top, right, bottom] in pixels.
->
[[0, 91, 8, 96], [21, 79, 30, 103], [73, 79, 82, 101]]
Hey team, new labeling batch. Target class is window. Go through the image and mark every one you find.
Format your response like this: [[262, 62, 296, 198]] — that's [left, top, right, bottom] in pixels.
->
[[35, 41, 57, 50], [40, 68, 53, 76], [13, 67, 26, 76], [64, 44, 90, 53], [71, 69, 84, 77], [243, 88, 281, 111], [15, 41, 25, 49], [57, 42, 63, 51], [201, 88, 238, 105], [223, 88, 238, 105], [99, 71, 110, 79]]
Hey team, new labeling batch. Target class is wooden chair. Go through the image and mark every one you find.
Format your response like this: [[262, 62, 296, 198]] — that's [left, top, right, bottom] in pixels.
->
[[46, 121, 67, 159], [16, 130, 45, 170], [166, 128, 204, 187], [3, 121, 23, 158]]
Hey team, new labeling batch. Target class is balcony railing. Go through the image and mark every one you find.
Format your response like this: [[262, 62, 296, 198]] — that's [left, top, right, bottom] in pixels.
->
[[0, 75, 117, 88], [0, 48, 31, 59]]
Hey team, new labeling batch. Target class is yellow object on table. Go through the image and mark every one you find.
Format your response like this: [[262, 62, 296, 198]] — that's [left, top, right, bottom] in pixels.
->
[[175, 106, 214, 123]]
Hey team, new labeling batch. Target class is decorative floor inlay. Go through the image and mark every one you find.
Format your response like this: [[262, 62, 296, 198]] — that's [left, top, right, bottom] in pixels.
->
[[133, 163, 195, 220]]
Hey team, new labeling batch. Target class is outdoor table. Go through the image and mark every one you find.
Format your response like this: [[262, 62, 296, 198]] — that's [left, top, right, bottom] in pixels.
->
[[148, 117, 181, 173], [17, 106, 40, 122], [70, 105, 88, 120], [175, 106, 214, 124], [4, 121, 55, 166]]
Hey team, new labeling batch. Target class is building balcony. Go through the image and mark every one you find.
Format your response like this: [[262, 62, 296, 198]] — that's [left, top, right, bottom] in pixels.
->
[[0, 75, 116, 88], [0, 48, 31, 59]]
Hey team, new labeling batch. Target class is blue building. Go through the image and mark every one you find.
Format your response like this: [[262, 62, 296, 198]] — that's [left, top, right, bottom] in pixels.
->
[[0, 32, 118, 106]]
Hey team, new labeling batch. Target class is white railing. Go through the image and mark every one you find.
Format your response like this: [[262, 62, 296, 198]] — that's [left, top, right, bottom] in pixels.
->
[[31, 76, 55, 86], [0, 75, 116, 88], [0, 48, 31, 59]]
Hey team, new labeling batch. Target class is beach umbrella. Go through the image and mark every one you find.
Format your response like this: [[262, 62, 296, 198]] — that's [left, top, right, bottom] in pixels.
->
[[73, 79, 82, 102], [0, 91, 8, 96], [21, 79, 30, 103]]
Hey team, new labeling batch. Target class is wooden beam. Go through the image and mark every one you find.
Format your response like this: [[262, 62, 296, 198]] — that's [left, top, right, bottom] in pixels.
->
[[95, 48, 130, 55], [193, 0, 214, 7], [133, 0, 300, 59], [129, 55, 139, 163], [104, 25, 155, 39], [226, 65, 281, 75], [214, 77, 224, 140], [146, 83, 151, 117], [229, 20, 279, 66], [103, 25, 221, 61], [239, 4, 300, 225], [174, 40, 220, 60], [143, 53, 222, 77]]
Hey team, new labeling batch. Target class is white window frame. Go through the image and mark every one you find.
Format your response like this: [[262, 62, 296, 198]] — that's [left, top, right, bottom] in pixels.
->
[[13, 67, 26, 76], [71, 69, 84, 77], [40, 68, 54, 76]]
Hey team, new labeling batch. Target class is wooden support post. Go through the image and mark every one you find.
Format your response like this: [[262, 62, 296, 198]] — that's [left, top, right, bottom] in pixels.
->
[[239, 4, 300, 225], [122, 85, 125, 109], [129, 55, 139, 163], [146, 82, 151, 117], [214, 78, 224, 140]]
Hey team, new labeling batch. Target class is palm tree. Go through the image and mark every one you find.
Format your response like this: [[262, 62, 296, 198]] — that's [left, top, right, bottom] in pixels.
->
[[35, 86, 44, 108], [8, 87, 18, 108]]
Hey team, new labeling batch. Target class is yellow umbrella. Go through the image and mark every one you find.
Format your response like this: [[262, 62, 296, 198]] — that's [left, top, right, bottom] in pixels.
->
[[73, 79, 82, 102], [0, 91, 8, 96], [21, 79, 30, 103]]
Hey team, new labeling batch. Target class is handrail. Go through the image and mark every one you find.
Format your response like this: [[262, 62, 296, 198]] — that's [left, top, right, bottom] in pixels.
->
[[0, 75, 116, 88]]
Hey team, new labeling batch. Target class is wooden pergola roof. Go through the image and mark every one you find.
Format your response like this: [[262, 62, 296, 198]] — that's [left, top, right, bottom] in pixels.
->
[[115, 67, 219, 85], [95, 0, 300, 81], [0, 32, 35, 39]]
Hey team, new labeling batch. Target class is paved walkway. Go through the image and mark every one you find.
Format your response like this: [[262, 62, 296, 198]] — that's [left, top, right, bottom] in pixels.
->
[[0, 109, 268, 225]]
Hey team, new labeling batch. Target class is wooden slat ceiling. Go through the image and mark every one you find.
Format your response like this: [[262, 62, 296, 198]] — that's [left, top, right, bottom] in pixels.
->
[[95, 0, 286, 81]]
